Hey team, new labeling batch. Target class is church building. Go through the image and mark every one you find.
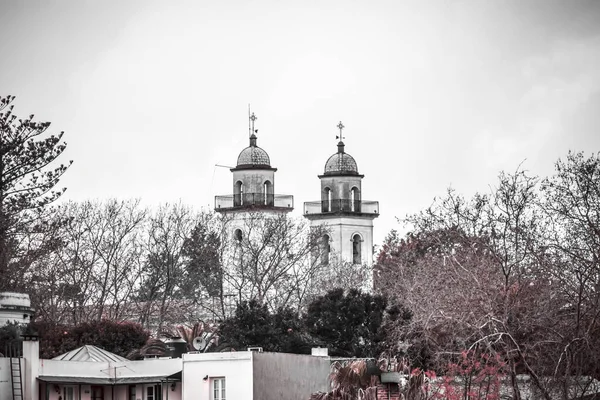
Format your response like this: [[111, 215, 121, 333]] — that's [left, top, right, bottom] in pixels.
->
[[214, 112, 294, 240], [303, 122, 379, 266], [214, 114, 379, 266]]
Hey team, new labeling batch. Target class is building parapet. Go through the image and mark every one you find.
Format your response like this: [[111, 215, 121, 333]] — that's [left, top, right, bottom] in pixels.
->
[[215, 193, 294, 211], [303, 200, 379, 215]]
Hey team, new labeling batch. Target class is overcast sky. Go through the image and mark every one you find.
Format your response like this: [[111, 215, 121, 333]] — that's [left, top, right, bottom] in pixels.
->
[[1, 0, 599, 247]]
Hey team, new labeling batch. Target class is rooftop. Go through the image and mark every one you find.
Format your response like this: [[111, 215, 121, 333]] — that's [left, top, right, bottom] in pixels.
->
[[52, 345, 129, 362]]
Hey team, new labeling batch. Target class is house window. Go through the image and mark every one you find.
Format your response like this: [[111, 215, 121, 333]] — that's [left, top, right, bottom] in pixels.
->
[[91, 386, 104, 400], [212, 378, 226, 400], [129, 385, 136, 400], [147, 386, 154, 400], [145, 385, 162, 400], [63, 386, 74, 400]]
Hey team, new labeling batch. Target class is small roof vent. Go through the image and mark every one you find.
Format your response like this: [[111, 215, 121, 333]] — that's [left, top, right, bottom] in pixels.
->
[[311, 347, 328, 357]]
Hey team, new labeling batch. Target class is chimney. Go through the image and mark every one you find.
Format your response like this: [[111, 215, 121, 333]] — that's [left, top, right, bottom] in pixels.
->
[[22, 334, 39, 400], [311, 347, 328, 357]]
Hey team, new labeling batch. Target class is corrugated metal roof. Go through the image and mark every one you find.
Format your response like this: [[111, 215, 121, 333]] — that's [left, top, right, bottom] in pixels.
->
[[52, 345, 129, 362], [38, 374, 181, 385], [38, 376, 112, 385]]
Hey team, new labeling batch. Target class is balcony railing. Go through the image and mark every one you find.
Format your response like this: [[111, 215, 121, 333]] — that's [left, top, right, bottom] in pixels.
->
[[215, 193, 294, 210], [303, 199, 379, 215]]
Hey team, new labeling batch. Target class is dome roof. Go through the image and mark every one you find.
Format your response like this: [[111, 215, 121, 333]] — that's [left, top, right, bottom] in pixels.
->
[[323, 141, 359, 175], [236, 134, 271, 167]]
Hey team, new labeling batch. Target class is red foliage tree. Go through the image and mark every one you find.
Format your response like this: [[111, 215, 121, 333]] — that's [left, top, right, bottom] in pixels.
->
[[31, 319, 149, 359]]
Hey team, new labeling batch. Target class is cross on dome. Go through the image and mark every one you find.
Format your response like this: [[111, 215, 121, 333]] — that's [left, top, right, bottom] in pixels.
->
[[250, 112, 257, 135], [336, 121, 345, 141]]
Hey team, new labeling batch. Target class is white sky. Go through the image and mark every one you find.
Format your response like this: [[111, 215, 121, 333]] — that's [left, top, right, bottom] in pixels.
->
[[1, 0, 599, 247]]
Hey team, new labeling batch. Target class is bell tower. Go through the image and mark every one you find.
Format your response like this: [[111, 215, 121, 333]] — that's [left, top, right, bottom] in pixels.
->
[[214, 110, 294, 254], [303, 122, 379, 265], [214, 111, 294, 215]]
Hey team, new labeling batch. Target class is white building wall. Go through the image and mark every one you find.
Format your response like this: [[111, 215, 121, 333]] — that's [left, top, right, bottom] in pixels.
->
[[232, 169, 275, 196], [37, 379, 180, 400], [311, 216, 375, 265], [319, 175, 362, 202], [37, 358, 182, 400], [0, 358, 15, 399], [182, 352, 253, 400]]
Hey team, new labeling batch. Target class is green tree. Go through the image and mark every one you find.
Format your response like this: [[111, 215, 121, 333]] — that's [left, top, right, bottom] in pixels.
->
[[181, 214, 223, 299], [0, 95, 71, 289], [218, 300, 310, 353], [304, 288, 389, 358], [0, 321, 21, 356]]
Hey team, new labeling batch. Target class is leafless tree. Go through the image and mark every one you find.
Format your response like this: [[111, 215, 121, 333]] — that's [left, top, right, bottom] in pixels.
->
[[375, 165, 573, 400], [30, 203, 363, 340], [538, 151, 600, 397], [220, 212, 329, 313], [32, 200, 147, 324], [308, 254, 373, 302], [136, 202, 200, 332]]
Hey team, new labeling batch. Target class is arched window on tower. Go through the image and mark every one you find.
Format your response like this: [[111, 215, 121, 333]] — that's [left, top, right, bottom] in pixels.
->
[[234, 229, 243, 264], [234, 229, 243, 246], [321, 234, 330, 265], [322, 187, 332, 212], [234, 181, 243, 206], [264, 180, 273, 206], [351, 187, 361, 212], [352, 234, 362, 264]]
